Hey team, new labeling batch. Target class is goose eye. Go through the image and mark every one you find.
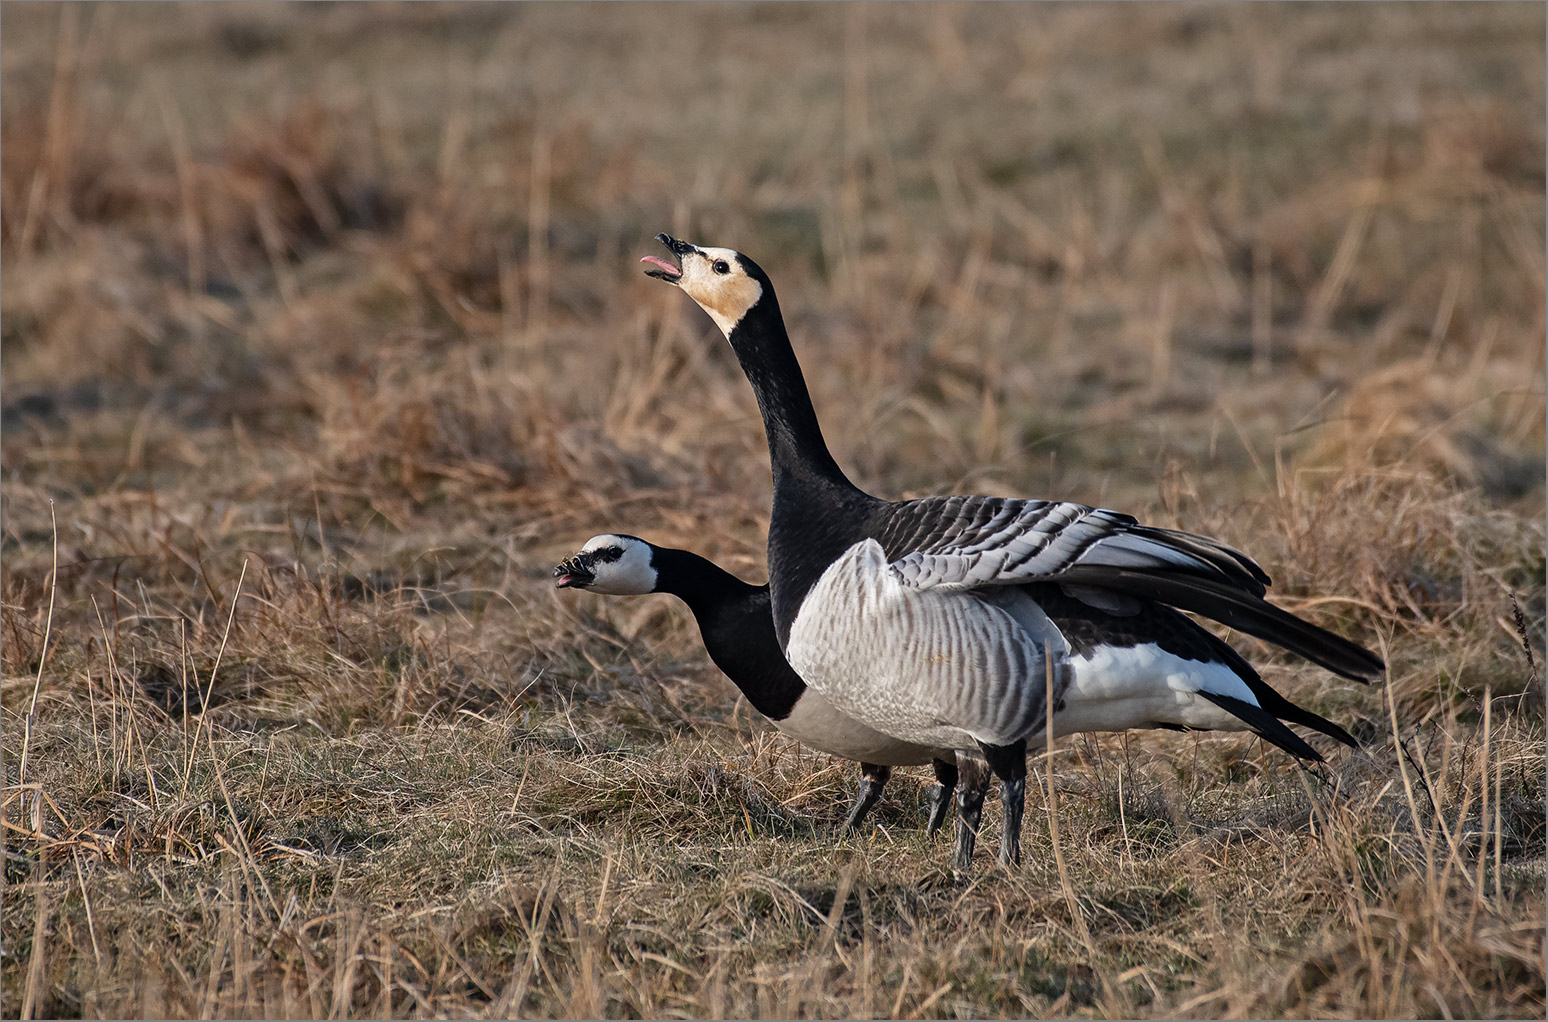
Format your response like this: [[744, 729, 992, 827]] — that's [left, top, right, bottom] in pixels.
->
[[588, 545, 625, 565], [712, 259, 730, 275]]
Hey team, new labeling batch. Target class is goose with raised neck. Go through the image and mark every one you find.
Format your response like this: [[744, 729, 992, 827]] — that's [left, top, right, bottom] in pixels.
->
[[643, 234, 1382, 868]]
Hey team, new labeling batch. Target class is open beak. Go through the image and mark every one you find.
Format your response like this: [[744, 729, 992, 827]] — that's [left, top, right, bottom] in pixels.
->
[[552, 555, 596, 589], [641, 233, 690, 283]]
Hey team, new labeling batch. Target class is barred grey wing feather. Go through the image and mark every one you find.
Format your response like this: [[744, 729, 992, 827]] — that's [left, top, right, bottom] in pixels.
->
[[870, 494, 1381, 682], [880, 496, 1267, 596]]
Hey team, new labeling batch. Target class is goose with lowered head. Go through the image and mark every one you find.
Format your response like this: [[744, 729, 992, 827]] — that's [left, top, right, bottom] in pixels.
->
[[554, 533, 960, 836]]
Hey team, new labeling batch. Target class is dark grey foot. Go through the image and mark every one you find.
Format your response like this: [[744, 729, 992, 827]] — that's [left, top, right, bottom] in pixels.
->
[[952, 755, 990, 870], [926, 784, 952, 837], [843, 764, 891, 833], [976, 739, 1028, 869], [925, 758, 959, 838], [998, 776, 1025, 865], [953, 786, 984, 869]]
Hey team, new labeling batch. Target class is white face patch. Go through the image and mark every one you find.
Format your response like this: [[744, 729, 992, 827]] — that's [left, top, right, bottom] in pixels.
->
[[673, 246, 763, 337], [577, 534, 659, 595]]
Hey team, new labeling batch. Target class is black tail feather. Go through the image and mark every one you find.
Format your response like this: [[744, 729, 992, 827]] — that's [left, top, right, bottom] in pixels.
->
[[1242, 679, 1359, 748], [1196, 691, 1325, 762], [1072, 567, 1385, 682], [1182, 613, 1363, 750]]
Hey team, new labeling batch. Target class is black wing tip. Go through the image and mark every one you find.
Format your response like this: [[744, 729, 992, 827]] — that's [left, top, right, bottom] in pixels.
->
[[1197, 691, 1329, 762], [1351, 646, 1387, 682], [1263, 692, 1362, 749], [1287, 741, 1328, 764], [1320, 642, 1385, 684], [1315, 718, 1361, 750], [1084, 566, 1385, 683], [1152, 599, 1367, 752]]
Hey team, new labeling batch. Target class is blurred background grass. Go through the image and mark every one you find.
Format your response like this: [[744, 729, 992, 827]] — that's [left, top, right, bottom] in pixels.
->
[[2, 3, 1544, 1018]]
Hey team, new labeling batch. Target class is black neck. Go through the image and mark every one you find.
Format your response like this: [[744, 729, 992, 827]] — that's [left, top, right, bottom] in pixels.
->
[[724, 291, 883, 645], [650, 546, 758, 614], [726, 296, 858, 491], [648, 546, 808, 720]]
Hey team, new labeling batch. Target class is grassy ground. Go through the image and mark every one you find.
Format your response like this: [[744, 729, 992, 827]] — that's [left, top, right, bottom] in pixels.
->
[[2, 2, 1544, 1017]]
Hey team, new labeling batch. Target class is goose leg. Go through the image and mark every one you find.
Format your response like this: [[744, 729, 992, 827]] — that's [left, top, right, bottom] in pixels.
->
[[977, 739, 1028, 866], [843, 763, 892, 833], [952, 755, 991, 869], [925, 757, 959, 837]]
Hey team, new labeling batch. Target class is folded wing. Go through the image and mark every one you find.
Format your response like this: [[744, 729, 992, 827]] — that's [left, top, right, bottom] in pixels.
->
[[873, 495, 1383, 683]]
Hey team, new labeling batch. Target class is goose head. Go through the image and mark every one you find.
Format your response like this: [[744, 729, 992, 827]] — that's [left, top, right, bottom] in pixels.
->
[[642, 233, 769, 338], [553, 534, 659, 596]]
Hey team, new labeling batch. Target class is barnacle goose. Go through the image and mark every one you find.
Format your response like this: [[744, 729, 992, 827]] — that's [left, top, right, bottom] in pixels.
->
[[553, 534, 960, 835], [643, 234, 1383, 869]]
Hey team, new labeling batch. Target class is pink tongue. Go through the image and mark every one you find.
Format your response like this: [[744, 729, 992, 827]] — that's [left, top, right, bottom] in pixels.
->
[[640, 255, 679, 275]]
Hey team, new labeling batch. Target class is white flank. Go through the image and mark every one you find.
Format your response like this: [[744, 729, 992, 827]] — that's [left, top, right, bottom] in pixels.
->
[[1052, 643, 1261, 736]]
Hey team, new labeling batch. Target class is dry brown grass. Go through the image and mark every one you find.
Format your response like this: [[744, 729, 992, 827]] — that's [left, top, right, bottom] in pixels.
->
[[2, 3, 1544, 1018]]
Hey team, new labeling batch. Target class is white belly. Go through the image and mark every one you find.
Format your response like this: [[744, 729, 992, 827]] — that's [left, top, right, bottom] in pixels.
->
[[774, 689, 949, 766]]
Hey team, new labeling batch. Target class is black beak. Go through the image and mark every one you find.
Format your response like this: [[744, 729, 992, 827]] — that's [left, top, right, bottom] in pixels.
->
[[553, 556, 596, 589], [641, 233, 690, 282], [656, 233, 695, 256]]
